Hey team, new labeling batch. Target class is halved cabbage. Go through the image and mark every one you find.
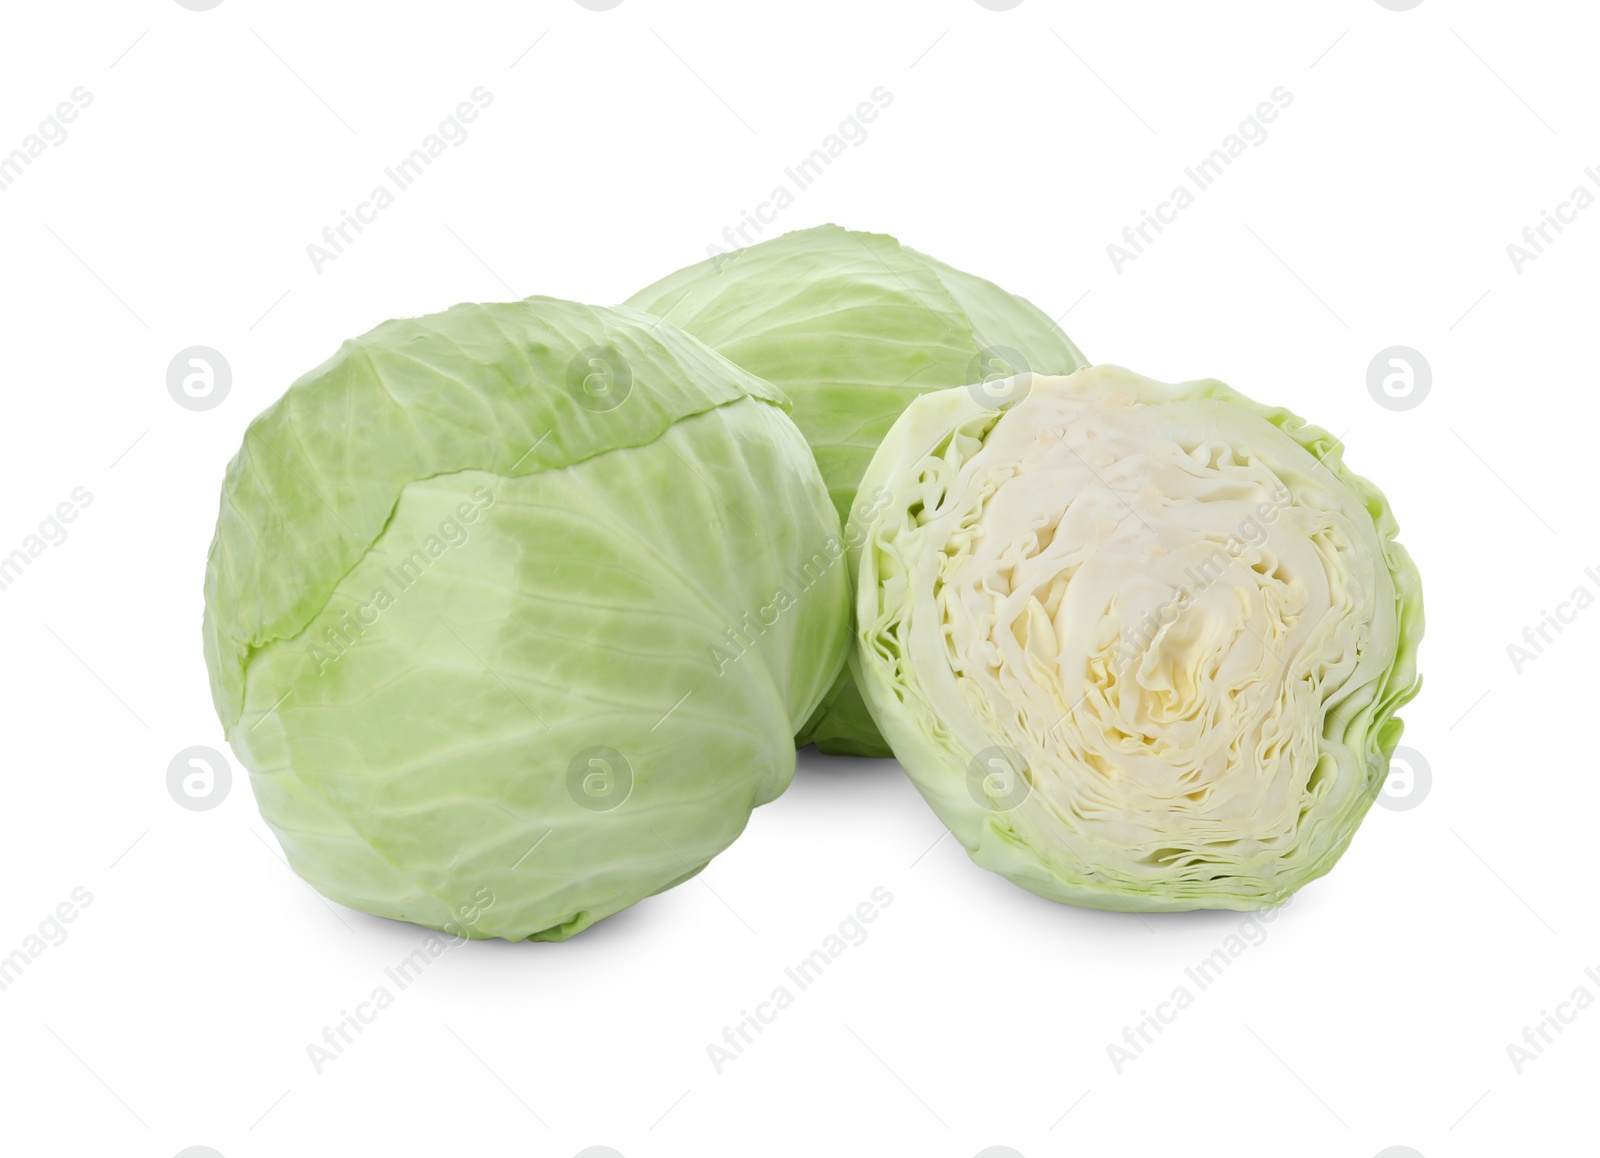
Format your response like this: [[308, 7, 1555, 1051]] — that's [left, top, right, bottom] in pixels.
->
[[850, 366, 1423, 911], [628, 224, 1089, 754], [203, 299, 849, 940]]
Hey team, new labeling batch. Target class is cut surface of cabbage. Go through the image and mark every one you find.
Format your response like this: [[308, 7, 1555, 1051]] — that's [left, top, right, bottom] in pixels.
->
[[851, 366, 1423, 911]]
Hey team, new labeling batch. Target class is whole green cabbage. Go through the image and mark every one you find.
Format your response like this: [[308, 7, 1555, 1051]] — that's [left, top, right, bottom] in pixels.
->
[[849, 366, 1424, 911], [203, 299, 849, 940], [628, 224, 1089, 756]]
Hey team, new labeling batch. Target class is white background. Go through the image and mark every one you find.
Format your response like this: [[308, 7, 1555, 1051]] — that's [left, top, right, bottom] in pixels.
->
[[0, 1, 1593, 1156]]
